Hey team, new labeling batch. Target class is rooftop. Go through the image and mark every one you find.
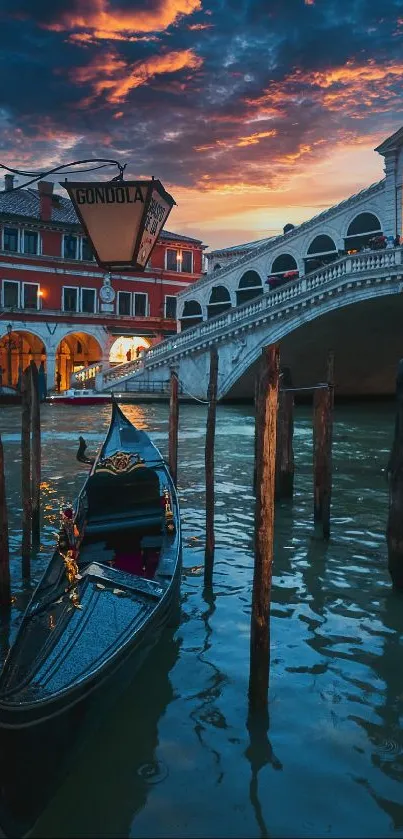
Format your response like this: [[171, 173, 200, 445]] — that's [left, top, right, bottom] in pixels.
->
[[207, 236, 276, 257], [0, 184, 204, 245]]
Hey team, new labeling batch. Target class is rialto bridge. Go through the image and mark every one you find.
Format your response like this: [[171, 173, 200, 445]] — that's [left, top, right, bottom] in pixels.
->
[[95, 127, 403, 400], [96, 247, 403, 400]]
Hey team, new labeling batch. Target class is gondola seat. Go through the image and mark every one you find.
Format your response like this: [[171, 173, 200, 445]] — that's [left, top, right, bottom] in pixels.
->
[[84, 505, 163, 536], [83, 464, 163, 537]]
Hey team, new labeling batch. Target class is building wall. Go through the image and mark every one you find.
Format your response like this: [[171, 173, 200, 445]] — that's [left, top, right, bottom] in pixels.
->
[[0, 199, 205, 389]]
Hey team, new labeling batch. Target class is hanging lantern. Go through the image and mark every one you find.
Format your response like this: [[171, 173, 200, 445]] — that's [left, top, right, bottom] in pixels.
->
[[63, 178, 175, 271]]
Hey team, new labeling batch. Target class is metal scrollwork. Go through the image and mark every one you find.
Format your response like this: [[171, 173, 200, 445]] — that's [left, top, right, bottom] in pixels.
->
[[96, 451, 145, 475]]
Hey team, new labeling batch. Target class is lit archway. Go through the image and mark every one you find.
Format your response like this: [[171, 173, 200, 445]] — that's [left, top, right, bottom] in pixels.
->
[[55, 332, 102, 391], [109, 335, 151, 365], [0, 329, 45, 388]]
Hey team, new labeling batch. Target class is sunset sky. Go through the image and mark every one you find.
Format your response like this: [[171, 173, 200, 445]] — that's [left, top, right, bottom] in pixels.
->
[[1, 0, 403, 250]]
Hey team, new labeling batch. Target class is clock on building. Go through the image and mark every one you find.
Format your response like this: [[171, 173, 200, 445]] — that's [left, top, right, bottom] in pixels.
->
[[99, 282, 116, 304]]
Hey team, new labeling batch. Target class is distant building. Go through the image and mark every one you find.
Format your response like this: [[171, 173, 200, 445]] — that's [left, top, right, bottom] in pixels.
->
[[0, 176, 205, 390], [205, 235, 276, 273]]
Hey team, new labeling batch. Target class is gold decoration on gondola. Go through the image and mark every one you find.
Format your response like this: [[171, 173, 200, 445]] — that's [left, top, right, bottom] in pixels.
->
[[96, 451, 145, 475], [163, 488, 176, 535], [57, 506, 83, 610]]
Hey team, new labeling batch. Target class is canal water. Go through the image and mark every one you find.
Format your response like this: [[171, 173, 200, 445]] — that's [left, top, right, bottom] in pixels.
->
[[0, 400, 402, 838]]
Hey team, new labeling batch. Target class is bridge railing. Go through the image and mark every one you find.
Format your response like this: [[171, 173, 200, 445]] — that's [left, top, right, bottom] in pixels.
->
[[142, 247, 403, 368], [112, 378, 184, 394], [94, 246, 402, 391], [72, 362, 102, 385], [179, 179, 385, 294]]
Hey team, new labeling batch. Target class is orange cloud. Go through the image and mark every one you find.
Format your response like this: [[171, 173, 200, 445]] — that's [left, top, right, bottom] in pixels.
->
[[71, 48, 202, 104], [195, 128, 277, 152], [46, 0, 201, 39], [236, 129, 277, 147], [249, 60, 403, 119]]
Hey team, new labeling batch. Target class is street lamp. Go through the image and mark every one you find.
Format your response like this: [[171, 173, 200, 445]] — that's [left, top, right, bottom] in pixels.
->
[[1, 159, 175, 273], [63, 177, 175, 272]]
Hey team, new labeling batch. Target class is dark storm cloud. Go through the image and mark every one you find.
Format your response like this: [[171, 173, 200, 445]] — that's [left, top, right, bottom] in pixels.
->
[[0, 0, 403, 192]]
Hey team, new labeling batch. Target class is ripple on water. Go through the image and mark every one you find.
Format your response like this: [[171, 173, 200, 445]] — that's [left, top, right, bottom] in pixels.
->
[[1, 401, 403, 839]]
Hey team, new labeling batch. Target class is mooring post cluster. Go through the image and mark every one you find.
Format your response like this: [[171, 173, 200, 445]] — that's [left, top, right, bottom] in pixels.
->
[[248, 345, 336, 710]]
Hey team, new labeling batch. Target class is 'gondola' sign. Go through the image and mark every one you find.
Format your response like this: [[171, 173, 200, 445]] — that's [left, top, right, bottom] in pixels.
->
[[63, 179, 175, 271]]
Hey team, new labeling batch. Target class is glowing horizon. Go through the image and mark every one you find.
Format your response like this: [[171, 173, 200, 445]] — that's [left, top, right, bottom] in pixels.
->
[[1, 0, 402, 252]]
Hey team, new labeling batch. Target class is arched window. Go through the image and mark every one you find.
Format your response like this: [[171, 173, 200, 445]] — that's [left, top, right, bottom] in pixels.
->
[[180, 299, 203, 331], [207, 286, 231, 319], [344, 213, 382, 252], [304, 234, 338, 273], [236, 270, 263, 306], [213, 263, 222, 271], [267, 254, 299, 289]]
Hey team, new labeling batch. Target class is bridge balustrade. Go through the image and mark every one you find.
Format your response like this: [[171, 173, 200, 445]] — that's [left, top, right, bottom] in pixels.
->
[[96, 247, 403, 391]]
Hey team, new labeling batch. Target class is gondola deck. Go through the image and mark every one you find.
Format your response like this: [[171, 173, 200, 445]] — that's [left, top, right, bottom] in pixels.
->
[[0, 399, 182, 729]]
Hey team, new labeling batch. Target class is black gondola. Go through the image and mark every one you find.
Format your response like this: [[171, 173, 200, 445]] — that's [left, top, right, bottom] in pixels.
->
[[0, 399, 181, 730]]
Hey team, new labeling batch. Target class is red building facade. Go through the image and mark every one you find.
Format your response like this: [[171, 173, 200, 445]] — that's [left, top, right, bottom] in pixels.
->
[[0, 176, 205, 390]]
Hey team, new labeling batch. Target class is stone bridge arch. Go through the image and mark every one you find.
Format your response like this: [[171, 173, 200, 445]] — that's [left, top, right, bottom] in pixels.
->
[[207, 285, 232, 319], [344, 211, 383, 251], [179, 299, 203, 331], [236, 269, 263, 306], [217, 281, 403, 398]]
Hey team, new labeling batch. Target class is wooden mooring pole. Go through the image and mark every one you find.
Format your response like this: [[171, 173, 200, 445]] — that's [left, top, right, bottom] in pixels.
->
[[253, 374, 259, 493], [21, 366, 32, 577], [204, 348, 218, 588], [249, 344, 280, 712], [275, 388, 294, 499], [386, 358, 403, 589], [30, 360, 41, 548], [0, 433, 11, 610], [168, 370, 179, 487], [312, 351, 334, 539]]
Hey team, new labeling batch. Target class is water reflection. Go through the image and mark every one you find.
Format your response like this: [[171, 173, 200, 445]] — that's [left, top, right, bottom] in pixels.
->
[[1, 402, 403, 837], [31, 629, 180, 838], [245, 711, 283, 839], [190, 590, 227, 781]]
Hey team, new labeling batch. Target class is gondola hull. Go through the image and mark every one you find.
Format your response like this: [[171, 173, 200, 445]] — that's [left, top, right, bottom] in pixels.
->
[[0, 565, 180, 729], [0, 401, 181, 731]]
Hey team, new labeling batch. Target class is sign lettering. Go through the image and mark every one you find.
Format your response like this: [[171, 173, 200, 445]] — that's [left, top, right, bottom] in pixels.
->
[[136, 190, 171, 268], [75, 185, 144, 205]]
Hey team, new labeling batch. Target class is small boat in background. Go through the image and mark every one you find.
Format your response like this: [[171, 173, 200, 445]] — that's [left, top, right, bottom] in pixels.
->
[[46, 388, 111, 405], [0, 398, 181, 730], [0, 386, 21, 405]]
